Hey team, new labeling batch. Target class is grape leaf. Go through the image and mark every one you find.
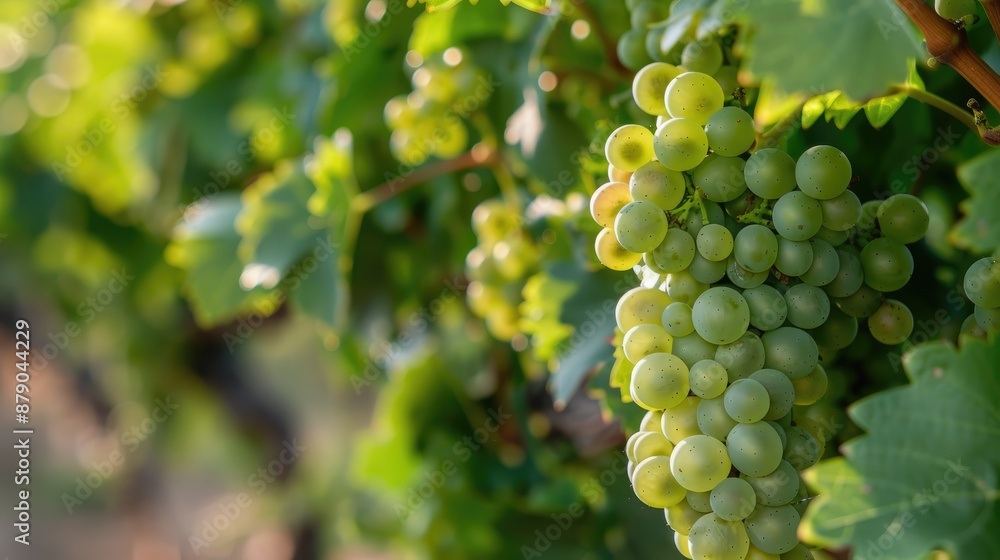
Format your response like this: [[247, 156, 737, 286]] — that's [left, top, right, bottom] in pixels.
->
[[802, 336, 1000, 557], [741, 0, 921, 101], [951, 150, 1000, 254]]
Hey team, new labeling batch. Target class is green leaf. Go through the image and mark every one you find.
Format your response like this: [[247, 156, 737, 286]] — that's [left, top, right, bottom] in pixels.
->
[[741, 0, 921, 101], [864, 61, 923, 129], [802, 337, 1000, 556], [802, 91, 839, 129], [825, 93, 862, 130], [951, 150, 1000, 254]]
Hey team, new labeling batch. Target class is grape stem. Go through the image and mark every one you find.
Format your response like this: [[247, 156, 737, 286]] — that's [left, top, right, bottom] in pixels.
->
[[888, 85, 978, 133], [893, 0, 1000, 145], [981, 0, 1000, 46]]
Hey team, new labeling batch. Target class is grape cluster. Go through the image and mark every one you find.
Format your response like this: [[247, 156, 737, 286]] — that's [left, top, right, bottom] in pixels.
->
[[963, 256, 1000, 334], [591, 65, 928, 559], [383, 49, 484, 165]]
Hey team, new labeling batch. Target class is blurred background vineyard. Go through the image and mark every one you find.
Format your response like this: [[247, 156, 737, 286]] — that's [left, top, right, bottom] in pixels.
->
[[0, 0, 998, 559]]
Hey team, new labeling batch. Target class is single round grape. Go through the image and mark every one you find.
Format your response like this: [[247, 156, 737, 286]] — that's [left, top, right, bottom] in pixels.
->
[[672, 332, 719, 369], [644, 251, 672, 275], [867, 299, 913, 345], [976, 304, 1000, 331], [644, 26, 671, 63], [631, 1, 670, 28], [745, 149, 796, 199], [662, 396, 702, 444], [654, 118, 709, 171], [745, 505, 801, 554], [705, 106, 755, 156], [675, 533, 692, 559], [761, 327, 818, 379], [590, 181, 632, 228], [690, 252, 729, 283], [711, 477, 757, 521], [629, 160, 686, 211], [743, 285, 788, 331], [626, 430, 645, 463], [615, 200, 669, 253], [617, 29, 652, 71], [697, 223, 735, 262], [796, 417, 832, 447], [697, 396, 739, 442], [824, 249, 864, 298], [795, 145, 851, 200], [631, 455, 687, 508], [860, 237, 913, 292], [745, 545, 780, 560], [725, 188, 761, 219], [724, 378, 771, 424], [800, 239, 840, 287], [682, 199, 725, 238], [715, 332, 766, 382], [631, 352, 691, 410], [623, 323, 673, 363], [780, 544, 814, 560], [713, 65, 738, 100], [741, 460, 799, 507], [689, 359, 729, 399], [748, 369, 795, 421], [688, 513, 751, 560], [775, 237, 814, 277], [608, 164, 632, 184], [692, 155, 748, 203], [616, 286, 674, 332], [632, 430, 675, 463], [809, 306, 858, 351], [681, 38, 724, 75], [964, 257, 1000, 309], [640, 410, 664, 432], [877, 193, 930, 244], [727, 422, 784, 477], [783, 427, 820, 470], [596, 228, 643, 271], [670, 434, 732, 492], [791, 364, 828, 406], [857, 199, 882, 231], [834, 282, 882, 318], [936, 0, 978, 20], [605, 124, 654, 172], [666, 270, 710, 306], [783, 283, 830, 330], [814, 226, 849, 246], [663, 301, 695, 337], [734, 224, 779, 273], [819, 189, 861, 231], [962, 312, 989, 338], [652, 228, 696, 273], [666, 499, 707, 535], [687, 489, 714, 513], [664, 72, 725, 125], [726, 256, 769, 289], [632, 62, 683, 116], [692, 287, 751, 345], [773, 191, 823, 241]]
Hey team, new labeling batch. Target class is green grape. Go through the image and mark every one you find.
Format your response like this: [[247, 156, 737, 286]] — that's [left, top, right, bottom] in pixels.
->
[[773, 191, 823, 242], [670, 434, 732, 492], [705, 106, 755, 156], [631, 1, 670, 28], [780, 544, 814, 560], [697, 223, 735, 262], [809, 306, 858, 350], [725, 188, 761, 219], [664, 72, 725, 125], [964, 257, 1000, 308], [692, 286, 751, 345], [726, 256, 769, 289], [767, 420, 788, 449], [935, 0, 977, 21], [867, 299, 913, 345], [761, 327, 818, 379], [775, 238, 814, 277], [688, 513, 751, 560], [813, 226, 849, 246], [632, 62, 683, 116], [652, 228, 697, 273], [590, 181, 632, 228], [640, 410, 664, 432], [631, 352, 691, 410], [692, 155, 748, 203], [644, 251, 672, 275], [615, 200, 669, 253], [783, 427, 820, 470], [630, 160, 687, 211], [675, 533, 693, 559], [432, 119, 469, 158], [666, 499, 707, 535], [860, 237, 913, 292], [745, 505, 800, 554], [819, 189, 861, 231], [790, 477, 810, 517], [823, 249, 863, 298], [796, 417, 832, 447], [727, 422, 784, 477], [471, 200, 515, 242], [690, 252, 729, 283], [617, 29, 653, 71], [962, 312, 989, 338], [743, 285, 788, 331], [724, 378, 771, 423], [794, 145, 851, 200], [663, 301, 695, 337], [644, 26, 672, 63], [791, 364, 828, 406], [606, 124, 655, 172], [666, 270, 710, 305], [623, 323, 673, 362], [697, 396, 739, 442], [745, 149, 796, 199], [782, 283, 830, 330], [662, 396, 703, 444], [681, 38, 724, 75], [680, 198, 724, 234], [976, 304, 1000, 331], [626, 430, 646, 462], [617, 286, 674, 332], [711, 477, 757, 521], [800, 239, 839, 287], [689, 359, 729, 399], [742, 461, 799, 507], [857, 199, 882, 231], [715, 332, 766, 381], [633, 430, 675, 463], [834, 282, 882, 318], [654, 117, 710, 171], [632, 455, 687, 508], [672, 332, 719, 368], [746, 545, 781, 560], [734, 225, 778, 273], [687, 489, 714, 513], [627, 460, 636, 482], [608, 163, 632, 184], [713, 65, 739, 100], [596, 227, 643, 271], [748, 369, 795, 421]]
